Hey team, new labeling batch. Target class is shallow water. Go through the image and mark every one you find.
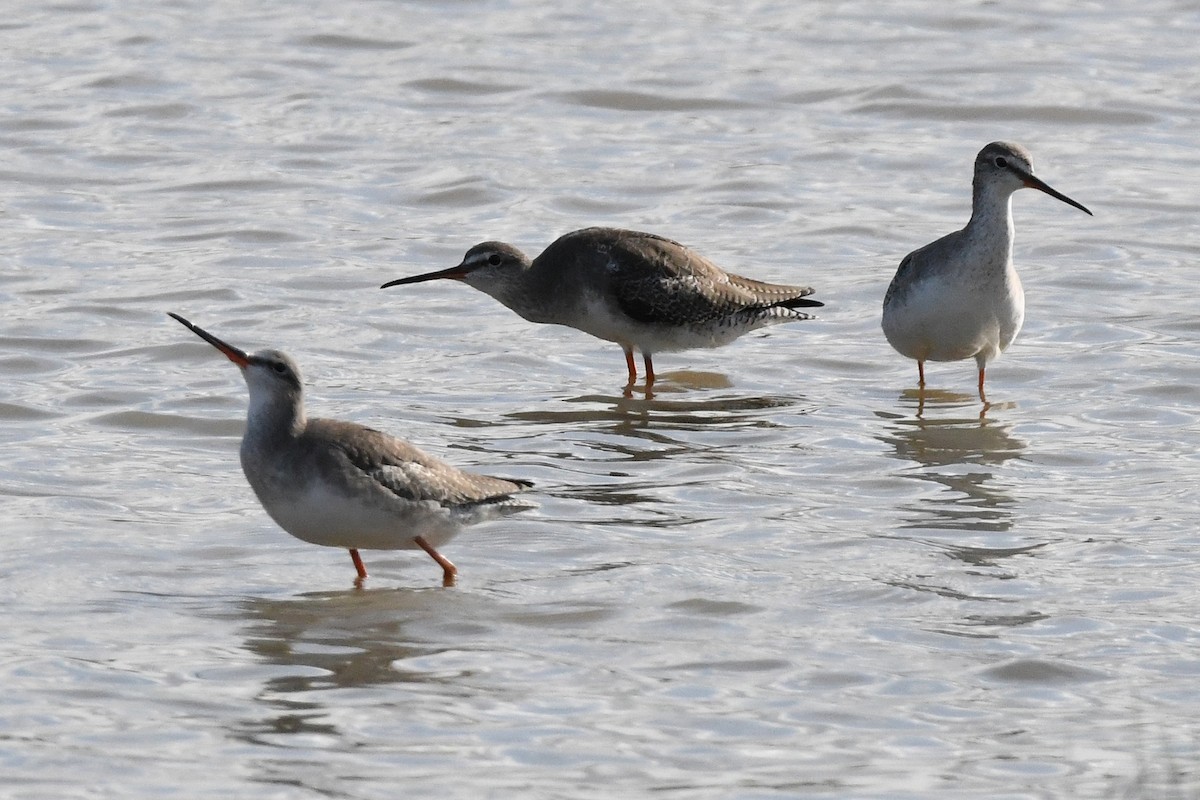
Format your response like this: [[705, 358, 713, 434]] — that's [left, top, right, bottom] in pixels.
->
[[3, 0, 1199, 797]]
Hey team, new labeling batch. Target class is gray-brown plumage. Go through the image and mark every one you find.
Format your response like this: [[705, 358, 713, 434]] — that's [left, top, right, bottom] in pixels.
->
[[168, 313, 533, 586], [382, 227, 822, 387], [881, 142, 1092, 400]]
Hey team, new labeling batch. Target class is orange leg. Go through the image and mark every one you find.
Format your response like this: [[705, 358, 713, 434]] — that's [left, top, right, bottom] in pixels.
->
[[917, 360, 926, 387], [977, 366, 988, 404], [643, 354, 656, 387], [349, 548, 367, 580], [415, 535, 458, 587], [623, 347, 638, 386]]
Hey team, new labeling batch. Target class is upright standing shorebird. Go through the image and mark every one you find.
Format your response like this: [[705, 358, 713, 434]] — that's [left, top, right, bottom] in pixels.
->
[[168, 313, 533, 586], [381, 227, 822, 389], [881, 141, 1092, 402]]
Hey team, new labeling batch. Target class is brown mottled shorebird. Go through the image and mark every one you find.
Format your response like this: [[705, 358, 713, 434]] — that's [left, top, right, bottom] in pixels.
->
[[881, 142, 1092, 402], [168, 313, 533, 586], [381, 227, 822, 388]]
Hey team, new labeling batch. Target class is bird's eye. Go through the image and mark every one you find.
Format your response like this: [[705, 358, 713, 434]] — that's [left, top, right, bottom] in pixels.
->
[[272, 362, 287, 374], [994, 156, 1008, 168], [487, 253, 503, 266]]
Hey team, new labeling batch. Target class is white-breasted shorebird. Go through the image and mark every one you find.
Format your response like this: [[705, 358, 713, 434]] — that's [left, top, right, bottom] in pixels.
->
[[168, 313, 533, 586], [881, 141, 1092, 402], [381, 227, 822, 389]]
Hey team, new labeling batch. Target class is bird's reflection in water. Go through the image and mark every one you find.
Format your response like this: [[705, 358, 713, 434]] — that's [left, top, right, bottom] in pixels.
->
[[884, 408, 1025, 534], [507, 374, 805, 436], [900, 386, 1017, 420], [232, 587, 477, 745], [878, 392, 1039, 631], [230, 582, 625, 768], [504, 378, 810, 520], [242, 589, 450, 686], [613, 368, 734, 399]]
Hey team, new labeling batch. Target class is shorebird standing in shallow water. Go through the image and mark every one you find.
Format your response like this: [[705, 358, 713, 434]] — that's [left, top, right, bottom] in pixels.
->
[[381, 227, 822, 390], [168, 313, 533, 587], [881, 141, 1092, 403]]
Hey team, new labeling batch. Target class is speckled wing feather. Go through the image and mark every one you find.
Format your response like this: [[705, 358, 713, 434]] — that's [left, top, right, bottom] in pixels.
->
[[884, 227, 966, 310], [595, 229, 819, 327], [307, 419, 532, 509], [883, 251, 917, 308]]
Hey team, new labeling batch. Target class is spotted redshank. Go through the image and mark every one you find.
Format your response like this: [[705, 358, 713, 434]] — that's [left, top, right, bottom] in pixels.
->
[[381, 227, 822, 388], [168, 312, 533, 586], [881, 141, 1092, 402]]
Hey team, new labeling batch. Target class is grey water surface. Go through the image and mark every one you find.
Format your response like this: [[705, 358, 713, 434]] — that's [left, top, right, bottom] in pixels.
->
[[2, 1, 1198, 797]]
